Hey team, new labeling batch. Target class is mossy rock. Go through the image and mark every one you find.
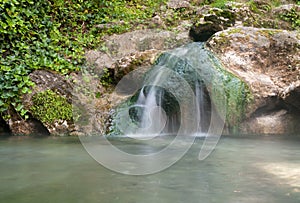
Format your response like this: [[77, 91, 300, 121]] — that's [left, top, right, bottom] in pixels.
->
[[30, 89, 72, 125]]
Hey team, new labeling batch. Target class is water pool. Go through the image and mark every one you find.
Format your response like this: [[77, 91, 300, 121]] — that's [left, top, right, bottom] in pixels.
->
[[0, 135, 299, 203]]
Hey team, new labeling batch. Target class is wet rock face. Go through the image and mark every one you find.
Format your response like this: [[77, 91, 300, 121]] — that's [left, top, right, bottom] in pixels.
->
[[207, 27, 300, 135]]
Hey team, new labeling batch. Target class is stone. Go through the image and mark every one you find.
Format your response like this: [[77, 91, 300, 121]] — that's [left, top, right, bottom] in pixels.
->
[[150, 15, 166, 29], [207, 26, 300, 134], [0, 115, 10, 135], [86, 29, 191, 78], [189, 21, 223, 41], [189, 8, 235, 41], [240, 109, 300, 135], [76, 28, 191, 135], [167, 0, 191, 9], [17, 70, 76, 135], [8, 118, 49, 136]]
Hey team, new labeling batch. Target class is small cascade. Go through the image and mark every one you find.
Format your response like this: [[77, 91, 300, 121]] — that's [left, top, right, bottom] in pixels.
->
[[111, 42, 234, 137], [195, 80, 205, 134], [133, 86, 167, 135], [128, 75, 209, 137]]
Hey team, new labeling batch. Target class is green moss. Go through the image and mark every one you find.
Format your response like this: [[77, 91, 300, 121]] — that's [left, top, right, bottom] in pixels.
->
[[227, 28, 242, 35], [206, 51, 252, 130], [210, 0, 229, 9], [30, 90, 72, 124], [257, 29, 283, 38]]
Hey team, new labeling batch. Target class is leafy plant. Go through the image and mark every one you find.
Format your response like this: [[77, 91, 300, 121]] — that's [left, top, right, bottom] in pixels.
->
[[0, 0, 167, 120], [30, 89, 72, 124], [100, 68, 114, 87], [279, 7, 300, 29]]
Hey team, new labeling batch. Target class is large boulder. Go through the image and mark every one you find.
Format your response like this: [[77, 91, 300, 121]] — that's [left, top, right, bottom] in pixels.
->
[[207, 26, 300, 134], [108, 42, 250, 136], [20, 70, 76, 135]]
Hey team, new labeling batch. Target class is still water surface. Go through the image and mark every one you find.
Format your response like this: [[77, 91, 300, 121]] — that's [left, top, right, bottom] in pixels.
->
[[0, 135, 300, 203]]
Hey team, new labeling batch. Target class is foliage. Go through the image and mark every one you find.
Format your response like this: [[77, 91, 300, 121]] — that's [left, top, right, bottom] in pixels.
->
[[99, 68, 115, 87], [0, 0, 166, 119], [30, 89, 72, 124], [209, 0, 229, 9], [279, 7, 300, 29]]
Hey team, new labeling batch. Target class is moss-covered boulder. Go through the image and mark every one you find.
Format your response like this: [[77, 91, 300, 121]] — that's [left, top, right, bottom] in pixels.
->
[[207, 26, 300, 134], [20, 70, 76, 135]]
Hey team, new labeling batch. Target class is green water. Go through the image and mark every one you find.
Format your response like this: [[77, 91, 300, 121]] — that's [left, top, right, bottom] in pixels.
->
[[0, 136, 300, 203]]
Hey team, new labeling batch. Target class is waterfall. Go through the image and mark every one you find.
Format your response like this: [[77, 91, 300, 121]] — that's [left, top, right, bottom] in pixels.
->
[[111, 42, 229, 139]]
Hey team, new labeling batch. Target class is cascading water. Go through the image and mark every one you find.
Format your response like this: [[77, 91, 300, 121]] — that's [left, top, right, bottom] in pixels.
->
[[113, 42, 216, 138], [75, 42, 251, 175], [133, 85, 167, 135], [74, 42, 251, 175], [130, 78, 209, 137], [110, 40, 249, 141]]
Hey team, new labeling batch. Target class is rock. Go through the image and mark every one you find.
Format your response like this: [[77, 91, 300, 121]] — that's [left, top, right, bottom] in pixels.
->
[[86, 29, 191, 79], [5, 104, 49, 135], [71, 27, 192, 136], [189, 8, 235, 41], [18, 70, 77, 135], [240, 109, 300, 134], [167, 0, 191, 9], [282, 82, 300, 110], [190, 2, 299, 42], [150, 15, 166, 29], [189, 21, 223, 41], [0, 115, 10, 135], [109, 43, 250, 136], [94, 20, 126, 30], [8, 118, 49, 136], [273, 4, 300, 15], [207, 26, 300, 134]]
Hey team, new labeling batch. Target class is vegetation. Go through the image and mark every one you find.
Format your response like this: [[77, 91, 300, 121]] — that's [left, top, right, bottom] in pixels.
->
[[30, 89, 72, 124], [0, 0, 166, 119], [279, 7, 300, 29]]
